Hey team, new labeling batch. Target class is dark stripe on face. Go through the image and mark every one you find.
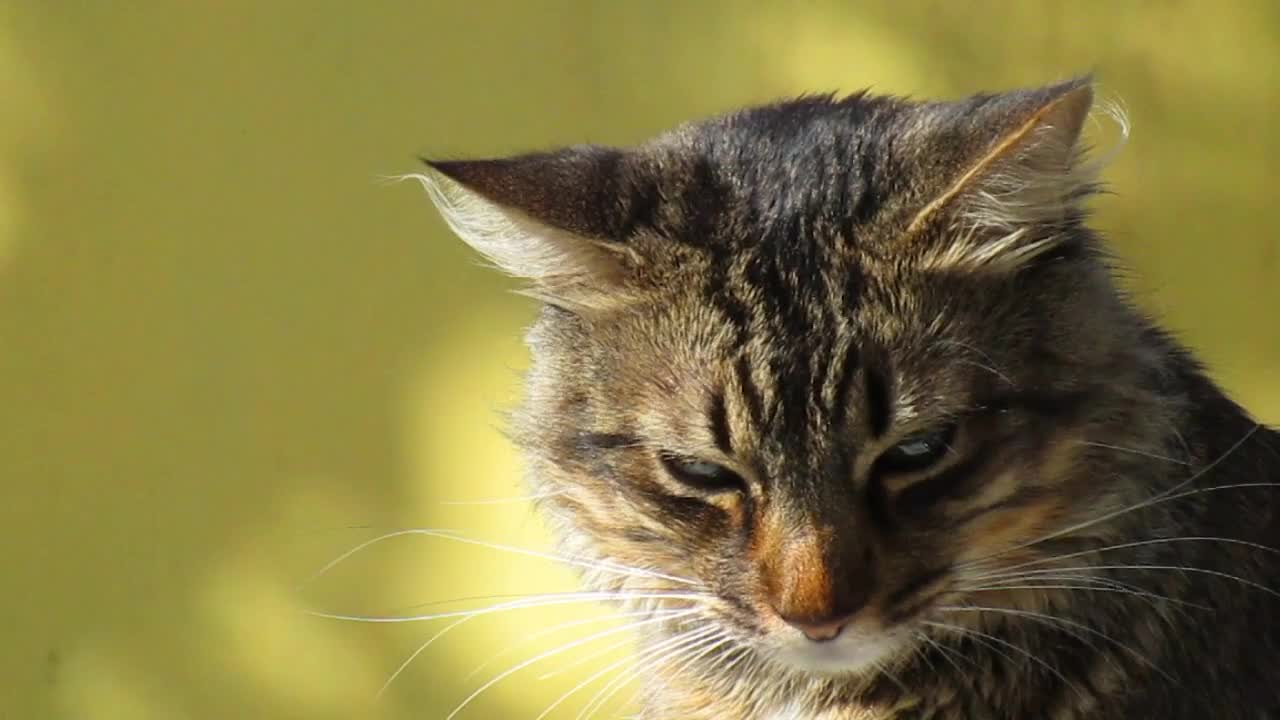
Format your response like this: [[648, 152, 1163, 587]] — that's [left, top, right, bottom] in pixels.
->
[[704, 265, 752, 348], [716, 293, 753, 347], [634, 483, 729, 530], [708, 389, 733, 455], [621, 527, 663, 544], [617, 175, 661, 239], [892, 450, 989, 518], [849, 145, 883, 226], [771, 352, 813, 438], [884, 565, 949, 615], [744, 263, 811, 344], [864, 361, 893, 438], [680, 157, 730, 245], [948, 486, 1045, 528], [808, 331, 835, 414], [827, 337, 862, 426], [840, 261, 867, 314], [574, 432, 642, 454], [734, 354, 766, 426]]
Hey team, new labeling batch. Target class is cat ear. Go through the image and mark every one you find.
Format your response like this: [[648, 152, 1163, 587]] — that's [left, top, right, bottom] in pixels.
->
[[412, 147, 638, 311], [907, 77, 1120, 271]]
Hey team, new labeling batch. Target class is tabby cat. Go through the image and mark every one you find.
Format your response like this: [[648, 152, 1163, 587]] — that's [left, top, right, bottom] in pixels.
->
[[415, 77, 1280, 718]]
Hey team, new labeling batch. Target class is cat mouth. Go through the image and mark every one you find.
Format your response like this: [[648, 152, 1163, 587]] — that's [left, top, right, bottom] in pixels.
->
[[762, 576, 953, 675], [770, 626, 909, 676]]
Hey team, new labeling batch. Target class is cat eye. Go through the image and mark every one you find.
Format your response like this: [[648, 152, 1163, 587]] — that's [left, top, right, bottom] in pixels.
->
[[658, 452, 747, 494], [876, 424, 957, 474]]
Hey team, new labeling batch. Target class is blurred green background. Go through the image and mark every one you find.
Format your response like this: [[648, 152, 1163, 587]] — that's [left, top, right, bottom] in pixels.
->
[[2, 2, 1277, 718]]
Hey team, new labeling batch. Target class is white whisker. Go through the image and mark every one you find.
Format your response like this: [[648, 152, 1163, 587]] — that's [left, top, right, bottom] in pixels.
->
[[938, 605, 1170, 680], [718, 643, 754, 674], [535, 633, 645, 682], [530, 624, 713, 720], [956, 358, 1015, 387], [303, 527, 700, 589], [872, 656, 908, 693], [964, 573, 1179, 605], [1076, 440, 1190, 465], [495, 610, 670, 682], [936, 339, 1016, 387], [665, 629, 734, 678], [917, 630, 970, 675], [968, 535, 1280, 583], [573, 626, 721, 720], [995, 564, 1280, 601], [381, 608, 686, 701], [958, 581, 1207, 609], [956, 425, 1261, 572], [310, 590, 706, 624], [377, 613, 475, 698], [923, 620, 1074, 691], [446, 611, 696, 720], [440, 489, 566, 506]]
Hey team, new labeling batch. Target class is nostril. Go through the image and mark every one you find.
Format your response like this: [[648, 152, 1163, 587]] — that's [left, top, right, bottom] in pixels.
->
[[780, 612, 854, 642]]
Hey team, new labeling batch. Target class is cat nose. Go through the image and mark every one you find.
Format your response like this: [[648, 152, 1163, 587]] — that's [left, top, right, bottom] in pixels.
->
[[779, 611, 856, 642]]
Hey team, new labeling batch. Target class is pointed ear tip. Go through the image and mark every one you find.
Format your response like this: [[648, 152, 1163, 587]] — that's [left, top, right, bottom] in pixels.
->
[[419, 157, 462, 177], [417, 158, 495, 194], [1068, 71, 1096, 87], [1055, 76, 1096, 107], [1039, 79, 1095, 132], [1066, 80, 1095, 102]]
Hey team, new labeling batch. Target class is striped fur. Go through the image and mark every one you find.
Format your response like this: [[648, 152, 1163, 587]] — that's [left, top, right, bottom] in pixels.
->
[[421, 78, 1280, 719]]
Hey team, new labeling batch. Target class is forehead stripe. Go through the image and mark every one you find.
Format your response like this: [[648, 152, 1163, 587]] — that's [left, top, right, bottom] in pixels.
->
[[708, 389, 734, 455], [826, 336, 862, 426], [733, 354, 766, 426]]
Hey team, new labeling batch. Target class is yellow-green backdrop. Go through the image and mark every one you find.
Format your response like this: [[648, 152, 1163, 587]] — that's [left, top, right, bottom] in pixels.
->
[[3, 3, 1278, 719]]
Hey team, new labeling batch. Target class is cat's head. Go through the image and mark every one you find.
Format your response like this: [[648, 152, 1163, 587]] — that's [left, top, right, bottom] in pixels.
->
[[418, 78, 1156, 680]]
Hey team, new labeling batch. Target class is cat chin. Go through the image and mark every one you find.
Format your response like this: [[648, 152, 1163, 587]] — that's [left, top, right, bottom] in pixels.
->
[[770, 630, 905, 677]]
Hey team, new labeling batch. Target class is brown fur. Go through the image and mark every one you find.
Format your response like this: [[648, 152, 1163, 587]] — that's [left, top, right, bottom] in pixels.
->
[[417, 78, 1280, 718]]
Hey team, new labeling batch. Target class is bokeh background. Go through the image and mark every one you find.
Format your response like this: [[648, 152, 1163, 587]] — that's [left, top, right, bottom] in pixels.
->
[[3, 2, 1278, 718]]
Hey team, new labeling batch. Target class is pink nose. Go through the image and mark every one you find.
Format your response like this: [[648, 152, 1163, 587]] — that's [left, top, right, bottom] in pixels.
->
[[781, 612, 855, 642]]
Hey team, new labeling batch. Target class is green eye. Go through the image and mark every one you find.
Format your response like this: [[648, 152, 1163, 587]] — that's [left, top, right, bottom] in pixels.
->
[[878, 424, 956, 474], [658, 452, 747, 493]]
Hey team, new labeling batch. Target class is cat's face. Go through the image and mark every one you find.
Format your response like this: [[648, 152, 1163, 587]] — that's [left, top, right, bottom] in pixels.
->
[[420, 79, 1150, 679], [517, 233, 1124, 678]]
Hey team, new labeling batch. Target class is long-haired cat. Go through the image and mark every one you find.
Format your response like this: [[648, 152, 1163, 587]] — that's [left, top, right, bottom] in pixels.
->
[[413, 77, 1280, 718]]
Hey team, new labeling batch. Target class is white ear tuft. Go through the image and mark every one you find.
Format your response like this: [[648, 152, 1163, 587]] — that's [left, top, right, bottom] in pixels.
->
[[913, 82, 1130, 273], [401, 169, 633, 311]]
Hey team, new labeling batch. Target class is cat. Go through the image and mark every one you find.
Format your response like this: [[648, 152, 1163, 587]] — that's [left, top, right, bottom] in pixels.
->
[[413, 77, 1280, 719]]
